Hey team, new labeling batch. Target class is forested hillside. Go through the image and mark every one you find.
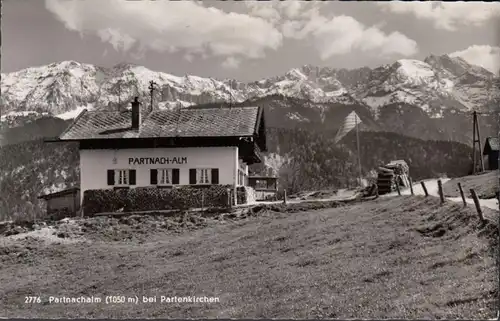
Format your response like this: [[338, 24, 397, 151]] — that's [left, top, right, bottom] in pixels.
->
[[250, 128, 474, 193], [0, 117, 71, 146], [0, 140, 79, 220]]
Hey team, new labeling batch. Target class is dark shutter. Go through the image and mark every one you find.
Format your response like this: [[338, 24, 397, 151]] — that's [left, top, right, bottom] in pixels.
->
[[107, 170, 115, 186], [189, 169, 196, 184], [129, 170, 136, 185], [211, 168, 219, 184], [150, 169, 158, 185], [172, 169, 180, 185]]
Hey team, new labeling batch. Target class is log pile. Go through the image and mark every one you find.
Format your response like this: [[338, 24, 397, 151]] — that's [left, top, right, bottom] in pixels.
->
[[376, 160, 410, 195], [377, 167, 396, 195]]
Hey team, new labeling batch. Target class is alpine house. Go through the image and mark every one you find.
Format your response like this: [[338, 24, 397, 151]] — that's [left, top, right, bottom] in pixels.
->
[[50, 97, 267, 207]]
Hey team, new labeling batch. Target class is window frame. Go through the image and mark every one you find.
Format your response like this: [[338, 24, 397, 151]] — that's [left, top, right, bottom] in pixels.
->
[[115, 169, 130, 187], [157, 168, 173, 186], [196, 168, 212, 185]]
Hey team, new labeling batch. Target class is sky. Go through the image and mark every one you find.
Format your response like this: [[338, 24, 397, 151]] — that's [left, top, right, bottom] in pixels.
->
[[3, 0, 500, 81]]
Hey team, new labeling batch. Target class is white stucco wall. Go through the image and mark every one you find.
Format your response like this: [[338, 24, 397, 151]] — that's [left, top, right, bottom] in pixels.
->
[[239, 160, 249, 175], [80, 146, 238, 203]]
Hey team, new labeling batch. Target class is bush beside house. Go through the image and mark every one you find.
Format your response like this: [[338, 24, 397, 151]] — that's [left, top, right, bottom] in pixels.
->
[[82, 185, 240, 216]]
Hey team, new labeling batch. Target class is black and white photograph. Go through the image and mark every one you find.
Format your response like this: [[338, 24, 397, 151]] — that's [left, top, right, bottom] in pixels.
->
[[0, 0, 499, 319]]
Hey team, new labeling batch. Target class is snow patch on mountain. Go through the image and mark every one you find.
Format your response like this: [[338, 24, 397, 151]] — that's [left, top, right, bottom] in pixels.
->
[[159, 100, 195, 110], [362, 90, 424, 119], [1, 111, 48, 122], [286, 68, 308, 81], [396, 59, 435, 82], [56, 104, 95, 120], [286, 112, 310, 122]]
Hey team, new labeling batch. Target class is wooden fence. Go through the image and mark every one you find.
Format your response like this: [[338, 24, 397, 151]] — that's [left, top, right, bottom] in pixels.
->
[[408, 178, 485, 224]]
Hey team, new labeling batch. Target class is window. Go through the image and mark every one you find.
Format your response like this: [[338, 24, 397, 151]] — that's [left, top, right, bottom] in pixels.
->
[[159, 169, 172, 185], [198, 169, 211, 184], [255, 179, 268, 189], [117, 170, 129, 185], [189, 168, 219, 185], [107, 169, 136, 186], [150, 169, 179, 185]]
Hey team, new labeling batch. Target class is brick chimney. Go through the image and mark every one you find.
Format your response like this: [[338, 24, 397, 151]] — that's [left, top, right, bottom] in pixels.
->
[[131, 97, 140, 129]]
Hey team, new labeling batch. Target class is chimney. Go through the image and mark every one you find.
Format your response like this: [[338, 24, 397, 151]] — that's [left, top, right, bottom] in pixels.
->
[[131, 97, 140, 129]]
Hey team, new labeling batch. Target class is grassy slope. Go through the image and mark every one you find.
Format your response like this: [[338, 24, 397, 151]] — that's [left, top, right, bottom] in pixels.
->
[[0, 196, 497, 319], [442, 170, 499, 199]]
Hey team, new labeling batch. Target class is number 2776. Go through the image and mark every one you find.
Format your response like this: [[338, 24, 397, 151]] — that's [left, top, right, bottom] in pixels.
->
[[25, 296, 41, 304]]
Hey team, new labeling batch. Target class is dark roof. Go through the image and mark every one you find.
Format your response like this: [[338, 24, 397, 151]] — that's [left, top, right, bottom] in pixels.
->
[[58, 106, 263, 141], [248, 176, 278, 180], [484, 137, 499, 154], [38, 187, 80, 200]]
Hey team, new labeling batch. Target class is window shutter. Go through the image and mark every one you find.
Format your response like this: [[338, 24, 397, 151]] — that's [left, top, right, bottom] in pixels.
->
[[211, 168, 219, 184], [172, 169, 180, 185], [150, 169, 158, 185], [129, 170, 136, 185], [107, 170, 115, 186], [189, 169, 196, 184]]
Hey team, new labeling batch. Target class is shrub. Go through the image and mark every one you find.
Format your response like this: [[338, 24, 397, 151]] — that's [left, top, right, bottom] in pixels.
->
[[82, 185, 235, 216], [83, 189, 129, 215]]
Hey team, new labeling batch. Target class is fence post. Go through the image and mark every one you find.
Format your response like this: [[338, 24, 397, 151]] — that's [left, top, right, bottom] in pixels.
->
[[470, 189, 484, 223], [420, 181, 429, 197], [409, 177, 414, 195], [437, 179, 445, 204], [395, 176, 401, 196], [283, 189, 287, 205], [457, 183, 467, 207], [227, 189, 232, 209]]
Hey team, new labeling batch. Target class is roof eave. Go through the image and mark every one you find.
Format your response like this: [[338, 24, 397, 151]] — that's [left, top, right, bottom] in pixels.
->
[[249, 176, 278, 179], [58, 135, 257, 141], [38, 187, 80, 200], [57, 109, 89, 141], [253, 106, 264, 135], [44, 138, 67, 143]]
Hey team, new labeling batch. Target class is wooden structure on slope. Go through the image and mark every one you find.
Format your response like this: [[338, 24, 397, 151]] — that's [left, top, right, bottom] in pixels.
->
[[38, 187, 80, 219], [247, 176, 278, 201], [376, 160, 410, 195], [483, 137, 499, 171]]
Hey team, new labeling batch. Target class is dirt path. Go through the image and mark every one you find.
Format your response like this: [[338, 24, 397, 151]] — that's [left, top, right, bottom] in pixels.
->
[[0, 196, 496, 319], [442, 171, 498, 200]]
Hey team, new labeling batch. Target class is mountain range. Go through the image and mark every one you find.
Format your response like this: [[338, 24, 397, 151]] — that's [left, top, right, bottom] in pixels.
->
[[1, 53, 499, 146]]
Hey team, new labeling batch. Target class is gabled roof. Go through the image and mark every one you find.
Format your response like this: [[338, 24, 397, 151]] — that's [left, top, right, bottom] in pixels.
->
[[58, 106, 264, 141], [483, 137, 499, 154]]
